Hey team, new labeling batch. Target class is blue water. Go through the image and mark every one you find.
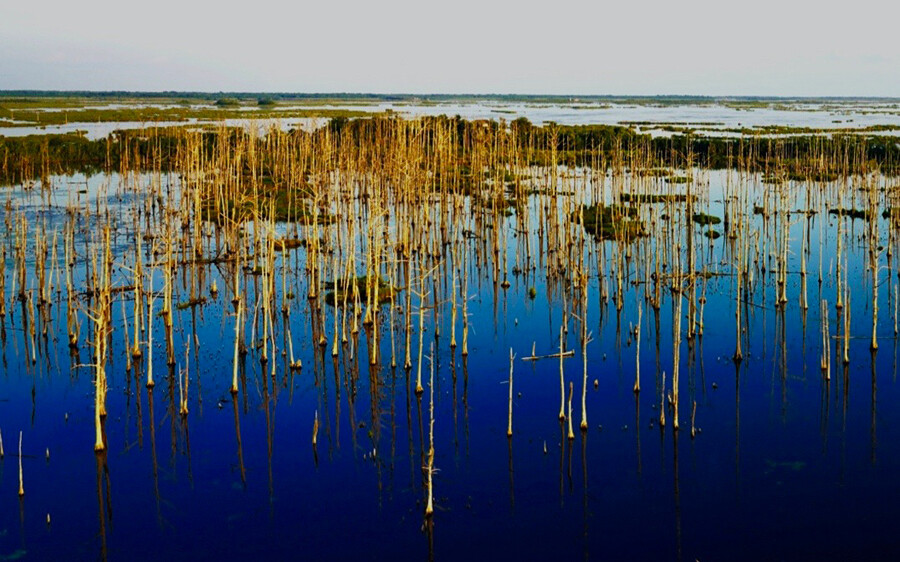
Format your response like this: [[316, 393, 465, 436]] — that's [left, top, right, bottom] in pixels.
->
[[1, 170, 900, 560]]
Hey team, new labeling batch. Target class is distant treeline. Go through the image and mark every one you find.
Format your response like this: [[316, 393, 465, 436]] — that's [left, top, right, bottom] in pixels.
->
[[1, 116, 898, 186]]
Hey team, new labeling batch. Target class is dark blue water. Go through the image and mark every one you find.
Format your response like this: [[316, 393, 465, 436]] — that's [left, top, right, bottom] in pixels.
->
[[2, 171, 900, 561]]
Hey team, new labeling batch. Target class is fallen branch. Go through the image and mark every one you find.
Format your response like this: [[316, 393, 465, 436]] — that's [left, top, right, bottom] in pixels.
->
[[521, 341, 575, 362]]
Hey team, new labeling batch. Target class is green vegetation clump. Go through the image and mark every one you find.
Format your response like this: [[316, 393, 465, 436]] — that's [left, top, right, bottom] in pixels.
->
[[324, 276, 398, 306], [272, 238, 305, 251], [829, 208, 870, 220], [619, 193, 693, 204], [201, 191, 334, 225], [882, 208, 900, 223], [692, 213, 722, 226], [176, 297, 208, 310], [469, 185, 520, 216], [577, 204, 644, 242], [634, 168, 672, 177], [788, 171, 839, 182], [0, 130, 185, 185]]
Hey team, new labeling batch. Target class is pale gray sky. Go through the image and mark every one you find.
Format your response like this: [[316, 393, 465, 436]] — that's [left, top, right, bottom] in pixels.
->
[[1, 0, 898, 96]]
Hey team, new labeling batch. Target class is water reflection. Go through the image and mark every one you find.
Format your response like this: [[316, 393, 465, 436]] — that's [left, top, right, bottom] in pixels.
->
[[2, 165, 900, 560]]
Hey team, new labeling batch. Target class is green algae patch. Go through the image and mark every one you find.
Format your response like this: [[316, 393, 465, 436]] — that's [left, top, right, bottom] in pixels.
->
[[576, 204, 645, 242], [324, 276, 399, 307], [619, 192, 694, 204], [692, 213, 722, 226], [829, 208, 870, 220]]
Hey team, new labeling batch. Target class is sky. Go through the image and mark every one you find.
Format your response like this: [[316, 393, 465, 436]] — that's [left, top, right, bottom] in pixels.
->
[[1, 0, 898, 96]]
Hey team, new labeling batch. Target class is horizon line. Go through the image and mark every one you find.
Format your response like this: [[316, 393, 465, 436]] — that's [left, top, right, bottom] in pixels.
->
[[1, 90, 899, 101]]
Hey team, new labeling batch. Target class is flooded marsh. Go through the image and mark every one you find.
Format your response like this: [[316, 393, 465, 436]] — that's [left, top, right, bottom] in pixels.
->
[[1, 112, 900, 560]]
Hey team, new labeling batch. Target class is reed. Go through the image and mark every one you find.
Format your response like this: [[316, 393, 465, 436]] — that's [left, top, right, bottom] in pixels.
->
[[132, 232, 143, 359], [672, 285, 682, 432], [425, 342, 436, 518], [580, 328, 591, 432], [312, 410, 319, 446], [146, 271, 156, 388], [179, 342, 190, 417], [870, 190, 880, 352], [843, 286, 851, 365], [659, 371, 666, 428], [634, 303, 642, 393], [559, 325, 566, 421], [231, 299, 242, 394], [507, 348, 514, 438], [821, 299, 830, 380], [416, 290, 426, 396], [89, 230, 111, 452], [18, 431, 24, 496], [690, 401, 698, 439]]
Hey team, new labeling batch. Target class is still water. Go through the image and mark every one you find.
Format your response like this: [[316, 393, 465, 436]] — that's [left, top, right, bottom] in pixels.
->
[[1, 168, 900, 560], [2, 98, 899, 140]]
